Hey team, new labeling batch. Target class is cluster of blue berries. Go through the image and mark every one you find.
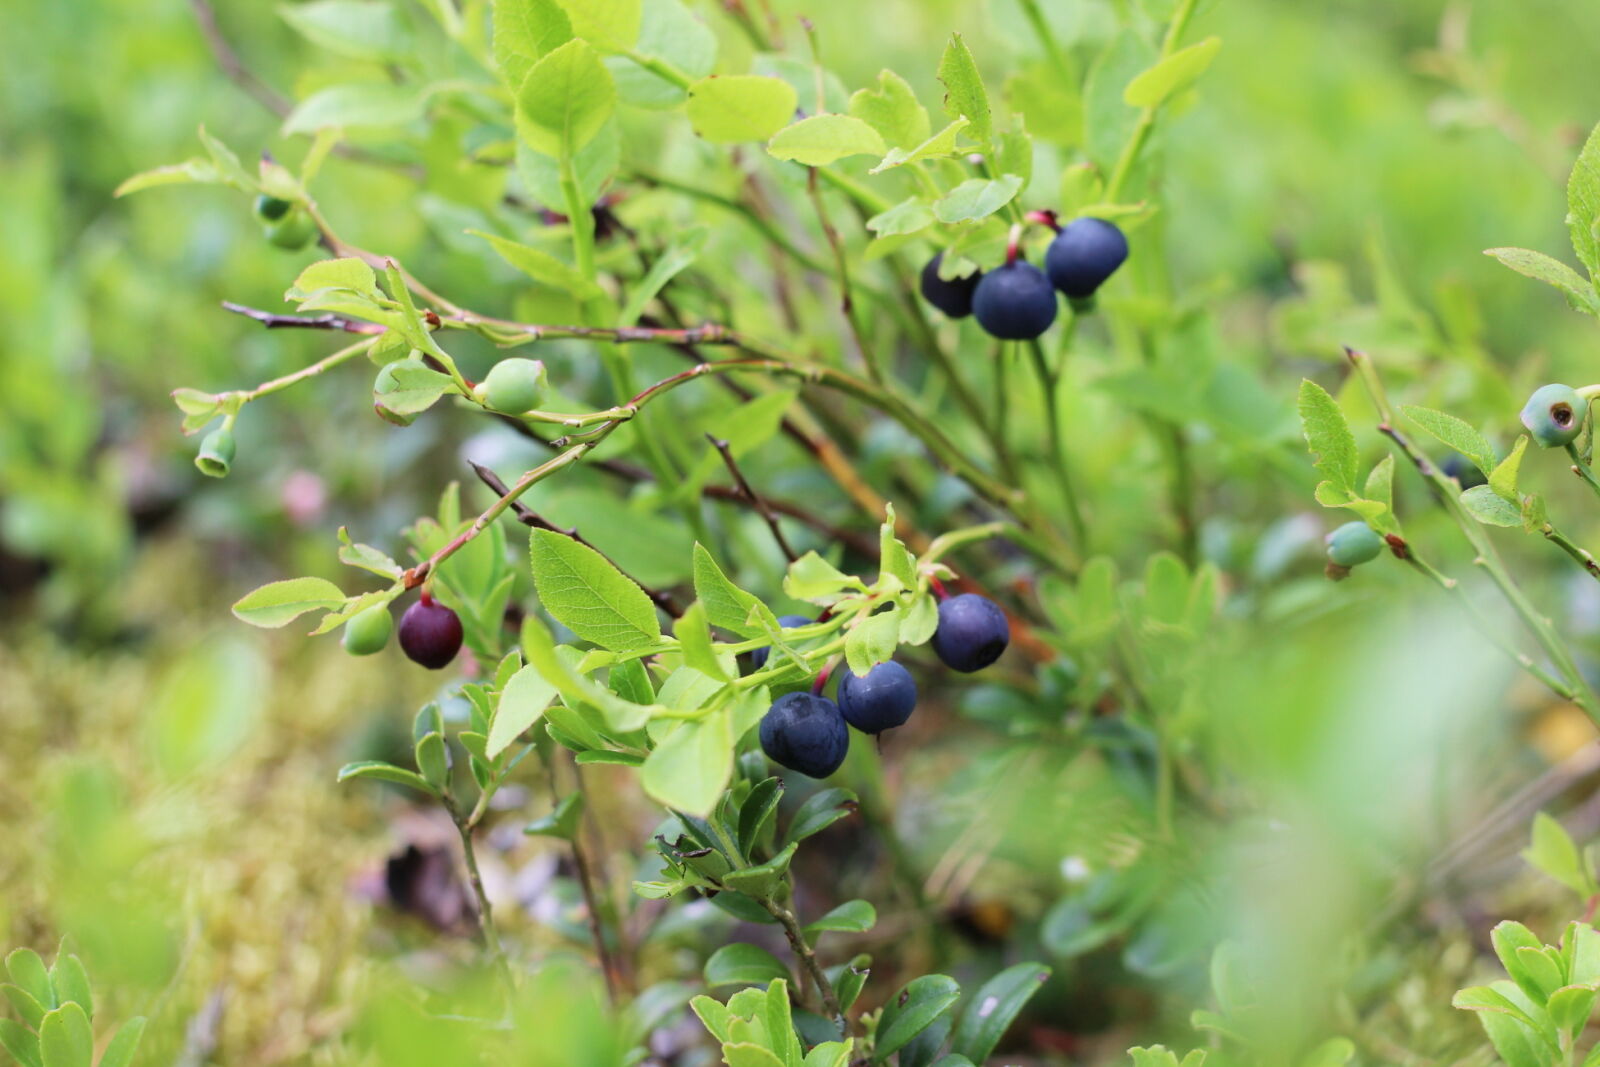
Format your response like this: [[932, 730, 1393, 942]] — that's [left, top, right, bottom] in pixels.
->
[[756, 594, 1011, 779], [919, 217, 1129, 341]]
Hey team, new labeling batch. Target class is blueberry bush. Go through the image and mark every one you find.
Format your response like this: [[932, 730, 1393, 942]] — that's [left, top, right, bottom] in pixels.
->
[[13, 0, 1600, 1063]]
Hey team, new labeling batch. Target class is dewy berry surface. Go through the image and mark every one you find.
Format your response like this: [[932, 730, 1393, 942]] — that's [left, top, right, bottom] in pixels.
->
[[759, 691, 850, 778], [931, 593, 1011, 673], [837, 660, 918, 734]]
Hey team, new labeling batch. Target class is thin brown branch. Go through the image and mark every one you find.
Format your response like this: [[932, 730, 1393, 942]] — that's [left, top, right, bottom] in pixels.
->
[[705, 434, 799, 562], [188, 0, 292, 117], [469, 461, 683, 617], [222, 301, 387, 334]]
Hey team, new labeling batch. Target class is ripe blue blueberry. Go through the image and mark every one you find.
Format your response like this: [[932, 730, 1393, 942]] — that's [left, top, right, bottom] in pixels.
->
[[398, 596, 464, 669], [837, 660, 918, 734], [1045, 217, 1129, 299], [751, 614, 812, 670], [1441, 453, 1486, 490], [1521, 384, 1586, 448], [759, 692, 849, 778], [972, 261, 1059, 341], [1325, 521, 1384, 567], [931, 593, 1010, 673], [920, 253, 981, 318]]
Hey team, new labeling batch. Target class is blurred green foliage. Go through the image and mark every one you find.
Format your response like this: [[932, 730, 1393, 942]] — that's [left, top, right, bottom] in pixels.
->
[[9, 0, 1600, 1063]]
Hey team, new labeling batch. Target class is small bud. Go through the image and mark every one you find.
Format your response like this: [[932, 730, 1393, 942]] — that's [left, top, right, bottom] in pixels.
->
[[195, 425, 236, 478]]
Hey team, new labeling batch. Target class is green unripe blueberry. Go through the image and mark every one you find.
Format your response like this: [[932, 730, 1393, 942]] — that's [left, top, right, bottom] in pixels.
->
[[342, 603, 394, 656], [1521, 383, 1586, 448], [265, 209, 317, 250], [476, 358, 548, 414], [254, 194, 293, 222], [1325, 521, 1384, 567], [195, 425, 236, 478]]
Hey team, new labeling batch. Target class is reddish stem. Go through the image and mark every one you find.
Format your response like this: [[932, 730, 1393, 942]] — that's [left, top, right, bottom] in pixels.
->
[[812, 662, 834, 696], [1004, 223, 1024, 265], [1025, 209, 1062, 233], [929, 576, 949, 601]]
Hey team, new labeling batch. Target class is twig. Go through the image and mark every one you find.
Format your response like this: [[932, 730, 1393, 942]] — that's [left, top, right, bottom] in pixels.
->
[[441, 793, 514, 991], [705, 434, 799, 562], [469, 461, 683, 616], [188, 0, 291, 117], [806, 168, 885, 386], [222, 301, 387, 334], [759, 897, 844, 1031], [1541, 522, 1600, 585]]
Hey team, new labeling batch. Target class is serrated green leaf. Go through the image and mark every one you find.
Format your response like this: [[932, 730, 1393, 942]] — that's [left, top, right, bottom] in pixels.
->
[[675, 601, 729, 681], [937, 33, 991, 146], [866, 197, 935, 237], [692, 545, 779, 639], [870, 118, 968, 174], [279, 1, 413, 61], [641, 711, 731, 816], [1461, 485, 1522, 527], [113, 159, 221, 197], [559, 0, 640, 49], [1524, 812, 1592, 895], [288, 257, 379, 302], [933, 176, 1024, 224], [848, 69, 930, 150], [1568, 120, 1600, 279], [530, 528, 663, 652], [231, 577, 345, 628], [517, 39, 616, 157], [686, 75, 797, 143], [1401, 405, 1497, 475], [1123, 36, 1222, 108], [489, 664, 559, 757], [283, 82, 425, 133], [845, 606, 899, 677], [783, 552, 867, 605], [1491, 435, 1529, 502], [468, 230, 596, 296], [878, 505, 917, 590], [1485, 247, 1600, 316], [1297, 379, 1359, 494], [1363, 455, 1397, 533], [768, 114, 886, 167], [493, 0, 573, 89], [374, 357, 454, 416]]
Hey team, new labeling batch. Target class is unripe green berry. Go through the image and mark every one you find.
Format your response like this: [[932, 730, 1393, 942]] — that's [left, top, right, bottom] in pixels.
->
[[478, 358, 548, 414], [342, 604, 394, 656], [1521, 383, 1586, 448], [265, 209, 317, 250], [254, 194, 293, 222], [1325, 521, 1384, 567], [195, 426, 236, 478]]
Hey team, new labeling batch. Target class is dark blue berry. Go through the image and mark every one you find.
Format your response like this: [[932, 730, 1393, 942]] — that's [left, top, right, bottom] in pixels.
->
[[759, 692, 849, 778], [931, 594, 1010, 673], [972, 261, 1058, 341], [751, 614, 812, 670], [837, 660, 917, 734], [920, 253, 981, 318], [1045, 217, 1129, 299], [398, 597, 463, 669], [1441, 453, 1486, 490]]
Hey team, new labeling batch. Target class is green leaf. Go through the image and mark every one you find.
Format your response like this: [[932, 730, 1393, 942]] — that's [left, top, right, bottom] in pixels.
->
[[878, 505, 917, 590], [1461, 485, 1522, 528], [0, 1020, 41, 1067], [1122, 36, 1222, 108], [785, 788, 856, 845], [489, 664, 560, 757], [849, 69, 931, 150], [231, 576, 345, 629], [1568, 120, 1600, 279], [282, 83, 425, 133], [866, 197, 935, 237], [686, 75, 798, 143], [675, 601, 730, 681], [693, 545, 780, 639], [374, 357, 454, 417], [641, 712, 732, 816], [336, 760, 436, 794], [1298, 1040, 1354, 1067], [724, 1045, 786, 1067], [832, 956, 870, 1014], [5, 950, 52, 1012], [38, 1003, 93, 1067], [1491, 436, 1529, 503], [97, 1019, 146, 1067], [287, 257, 379, 302], [621, 227, 707, 326], [767, 115, 886, 167], [46, 956, 90, 1018], [415, 732, 448, 789], [876, 975, 961, 1060], [1485, 247, 1600, 316], [873, 119, 969, 173], [113, 158, 223, 197], [524, 792, 584, 839], [1524, 812, 1593, 895], [763, 979, 802, 1067], [1363, 455, 1397, 533], [948, 962, 1051, 1064], [737, 777, 786, 857], [937, 33, 991, 146], [1297, 379, 1359, 495], [803, 899, 876, 935], [783, 552, 867, 605], [803, 1039, 854, 1067], [558, 0, 640, 49], [610, 0, 716, 109], [279, 0, 413, 61], [529, 528, 663, 652], [517, 39, 616, 157], [1401, 405, 1497, 476], [521, 617, 655, 733], [723, 842, 798, 901], [493, 0, 574, 90], [1550, 985, 1597, 1039], [1, 985, 45, 1030], [933, 176, 1024, 224], [469, 230, 596, 296], [845, 606, 899, 677], [705, 944, 790, 988]]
